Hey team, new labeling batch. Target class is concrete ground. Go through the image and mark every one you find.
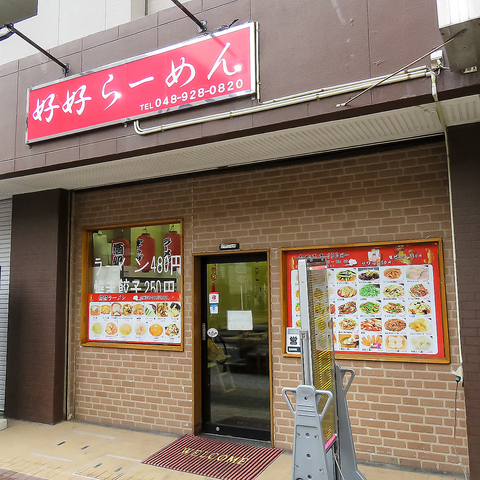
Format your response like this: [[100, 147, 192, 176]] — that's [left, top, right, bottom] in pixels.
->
[[0, 419, 466, 480]]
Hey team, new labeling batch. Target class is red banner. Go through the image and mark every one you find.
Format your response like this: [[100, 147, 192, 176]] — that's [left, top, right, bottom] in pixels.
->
[[26, 22, 256, 143]]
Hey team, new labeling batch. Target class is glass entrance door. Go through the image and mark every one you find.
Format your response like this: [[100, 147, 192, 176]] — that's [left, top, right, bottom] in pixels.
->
[[201, 253, 270, 441]]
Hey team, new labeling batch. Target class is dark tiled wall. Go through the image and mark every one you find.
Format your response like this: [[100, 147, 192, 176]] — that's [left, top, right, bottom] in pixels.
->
[[3, 0, 479, 176], [448, 123, 480, 478], [4, 189, 70, 424]]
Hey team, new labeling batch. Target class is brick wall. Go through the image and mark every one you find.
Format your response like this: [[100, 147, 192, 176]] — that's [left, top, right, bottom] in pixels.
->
[[70, 140, 467, 475]]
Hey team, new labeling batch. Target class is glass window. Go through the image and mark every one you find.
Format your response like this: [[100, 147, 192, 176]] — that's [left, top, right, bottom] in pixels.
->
[[81, 221, 183, 350]]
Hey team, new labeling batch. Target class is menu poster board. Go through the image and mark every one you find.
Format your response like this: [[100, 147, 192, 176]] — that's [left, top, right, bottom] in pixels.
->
[[81, 220, 183, 351], [282, 240, 450, 363]]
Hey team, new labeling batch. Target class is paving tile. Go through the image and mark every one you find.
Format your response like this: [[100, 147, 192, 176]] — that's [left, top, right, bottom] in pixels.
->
[[73, 455, 140, 480], [0, 420, 468, 480], [0, 472, 43, 480], [32, 432, 113, 462]]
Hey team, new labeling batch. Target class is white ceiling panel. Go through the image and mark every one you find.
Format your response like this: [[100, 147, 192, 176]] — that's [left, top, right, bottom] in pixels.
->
[[0, 94, 478, 199]]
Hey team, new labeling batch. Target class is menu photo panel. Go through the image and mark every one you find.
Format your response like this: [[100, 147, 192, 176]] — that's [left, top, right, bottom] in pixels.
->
[[81, 220, 183, 350], [282, 240, 450, 363]]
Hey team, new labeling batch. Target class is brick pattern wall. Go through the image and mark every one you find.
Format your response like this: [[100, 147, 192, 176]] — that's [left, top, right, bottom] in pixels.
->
[[70, 141, 468, 475]]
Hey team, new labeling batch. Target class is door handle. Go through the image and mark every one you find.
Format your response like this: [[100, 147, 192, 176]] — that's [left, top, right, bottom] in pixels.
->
[[202, 323, 206, 341]]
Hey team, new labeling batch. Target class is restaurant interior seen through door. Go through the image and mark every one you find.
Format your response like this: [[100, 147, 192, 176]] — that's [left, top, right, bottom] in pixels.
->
[[199, 252, 271, 441]]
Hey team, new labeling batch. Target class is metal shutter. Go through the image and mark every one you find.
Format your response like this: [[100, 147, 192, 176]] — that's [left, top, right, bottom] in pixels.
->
[[0, 199, 11, 411]]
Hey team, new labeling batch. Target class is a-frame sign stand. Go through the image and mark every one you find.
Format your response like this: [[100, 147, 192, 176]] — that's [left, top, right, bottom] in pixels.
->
[[282, 258, 367, 480]]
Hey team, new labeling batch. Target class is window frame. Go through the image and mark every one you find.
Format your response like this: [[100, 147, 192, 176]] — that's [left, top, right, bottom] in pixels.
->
[[80, 219, 184, 351]]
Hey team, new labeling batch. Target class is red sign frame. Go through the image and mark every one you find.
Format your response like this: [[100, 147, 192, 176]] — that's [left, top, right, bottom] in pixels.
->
[[282, 240, 450, 363], [26, 22, 257, 143]]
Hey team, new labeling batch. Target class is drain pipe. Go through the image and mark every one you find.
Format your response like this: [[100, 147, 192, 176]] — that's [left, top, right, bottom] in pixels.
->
[[429, 53, 463, 374], [133, 67, 428, 135]]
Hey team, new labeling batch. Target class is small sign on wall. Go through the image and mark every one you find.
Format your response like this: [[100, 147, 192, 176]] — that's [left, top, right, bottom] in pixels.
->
[[219, 243, 240, 251], [209, 292, 219, 303], [286, 327, 301, 354]]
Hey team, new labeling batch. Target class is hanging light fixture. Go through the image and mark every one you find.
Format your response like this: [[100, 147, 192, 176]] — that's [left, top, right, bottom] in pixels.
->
[[111, 238, 131, 266], [136, 229, 155, 272]]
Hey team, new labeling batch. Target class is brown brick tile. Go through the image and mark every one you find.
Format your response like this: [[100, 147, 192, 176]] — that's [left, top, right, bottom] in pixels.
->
[[68, 142, 467, 474]]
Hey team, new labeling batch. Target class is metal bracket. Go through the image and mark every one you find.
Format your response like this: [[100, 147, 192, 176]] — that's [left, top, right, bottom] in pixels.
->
[[170, 0, 207, 33], [3, 23, 69, 76], [430, 50, 443, 70], [337, 28, 466, 108]]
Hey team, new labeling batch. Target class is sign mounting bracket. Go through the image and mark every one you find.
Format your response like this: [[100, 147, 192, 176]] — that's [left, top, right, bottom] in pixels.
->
[[2, 23, 69, 76], [170, 0, 207, 33]]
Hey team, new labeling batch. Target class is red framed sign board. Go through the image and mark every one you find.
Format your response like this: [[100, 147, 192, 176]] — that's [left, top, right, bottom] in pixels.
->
[[282, 240, 450, 363], [26, 22, 257, 143]]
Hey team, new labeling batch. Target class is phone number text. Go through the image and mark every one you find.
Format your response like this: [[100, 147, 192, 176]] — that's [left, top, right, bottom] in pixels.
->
[[139, 79, 245, 112]]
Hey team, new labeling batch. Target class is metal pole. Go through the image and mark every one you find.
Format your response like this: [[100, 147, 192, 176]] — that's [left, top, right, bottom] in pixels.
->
[[170, 0, 207, 32], [6, 23, 69, 76], [336, 27, 467, 107]]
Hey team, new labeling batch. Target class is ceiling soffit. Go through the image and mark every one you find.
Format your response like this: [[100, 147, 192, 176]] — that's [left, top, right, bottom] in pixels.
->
[[0, 94, 479, 199]]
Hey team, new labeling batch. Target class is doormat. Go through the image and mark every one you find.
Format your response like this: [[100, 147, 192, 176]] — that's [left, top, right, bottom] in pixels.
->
[[142, 435, 283, 480]]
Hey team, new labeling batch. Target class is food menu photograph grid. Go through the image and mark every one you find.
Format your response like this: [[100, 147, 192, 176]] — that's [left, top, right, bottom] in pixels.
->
[[284, 240, 449, 362], [88, 293, 181, 346]]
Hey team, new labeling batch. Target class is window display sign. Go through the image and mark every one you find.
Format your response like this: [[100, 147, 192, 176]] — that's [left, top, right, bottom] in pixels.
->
[[81, 221, 183, 350], [26, 22, 257, 143], [282, 240, 450, 363]]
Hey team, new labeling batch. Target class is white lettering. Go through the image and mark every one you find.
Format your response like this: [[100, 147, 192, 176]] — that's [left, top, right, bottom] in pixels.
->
[[102, 74, 121, 110]]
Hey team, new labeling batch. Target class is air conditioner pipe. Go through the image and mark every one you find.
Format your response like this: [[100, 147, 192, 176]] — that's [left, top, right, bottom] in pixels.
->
[[134, 66, 428, 135]]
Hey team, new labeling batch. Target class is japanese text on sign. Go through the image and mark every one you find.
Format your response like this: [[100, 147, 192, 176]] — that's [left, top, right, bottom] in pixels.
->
[[27, 22, 257, 143]]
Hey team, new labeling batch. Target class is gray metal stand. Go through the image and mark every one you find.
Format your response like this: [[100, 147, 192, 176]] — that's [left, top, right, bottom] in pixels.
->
[[282, 365, 367, 480], [282, 385, 334, 480], [287, 257, 367, 480], [334, 364, 367, 480]]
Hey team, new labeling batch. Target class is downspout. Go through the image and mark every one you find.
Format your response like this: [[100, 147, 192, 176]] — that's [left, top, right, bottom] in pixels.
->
[[429, 53, 463, 373]]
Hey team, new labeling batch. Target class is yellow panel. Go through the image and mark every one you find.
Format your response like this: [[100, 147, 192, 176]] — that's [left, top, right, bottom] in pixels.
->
[[306, 263, 336, 443]]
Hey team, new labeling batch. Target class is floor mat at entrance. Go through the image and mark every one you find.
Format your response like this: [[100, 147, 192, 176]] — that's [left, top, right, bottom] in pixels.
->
[[142, 434, 283, 480]]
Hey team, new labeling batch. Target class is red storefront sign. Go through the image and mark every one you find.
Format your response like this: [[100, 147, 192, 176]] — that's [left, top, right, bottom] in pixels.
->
[[26, 22, 257, 143]]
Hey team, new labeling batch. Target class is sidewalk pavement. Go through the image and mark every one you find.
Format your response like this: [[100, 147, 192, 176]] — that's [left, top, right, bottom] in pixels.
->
[[0, 419, 466, 480]]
